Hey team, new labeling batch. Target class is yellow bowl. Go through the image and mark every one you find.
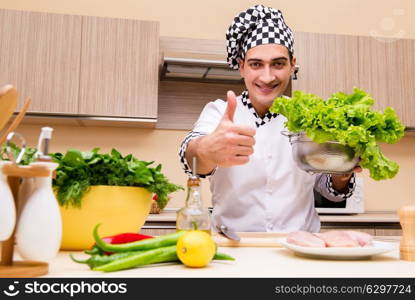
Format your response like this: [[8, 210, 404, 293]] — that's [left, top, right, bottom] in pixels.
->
[[59, 185, 152, 250]]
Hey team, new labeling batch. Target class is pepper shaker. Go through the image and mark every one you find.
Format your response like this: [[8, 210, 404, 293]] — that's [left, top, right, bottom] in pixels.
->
[[398, 205, 415, 261]]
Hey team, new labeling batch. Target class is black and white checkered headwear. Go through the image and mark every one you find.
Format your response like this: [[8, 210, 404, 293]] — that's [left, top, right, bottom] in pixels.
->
[[226, 5, 294, 70]]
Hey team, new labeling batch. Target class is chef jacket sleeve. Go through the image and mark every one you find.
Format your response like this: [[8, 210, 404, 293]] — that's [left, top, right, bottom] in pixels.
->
[[314, 173, 357, 202], [179, 99, 227, 177]]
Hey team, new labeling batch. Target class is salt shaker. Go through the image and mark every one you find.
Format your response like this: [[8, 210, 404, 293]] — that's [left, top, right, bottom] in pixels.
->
[[398, 205, 415, 261], [17, 177, 35, 217], [15, 162, 61, 261], [15, 127, 61, 261]]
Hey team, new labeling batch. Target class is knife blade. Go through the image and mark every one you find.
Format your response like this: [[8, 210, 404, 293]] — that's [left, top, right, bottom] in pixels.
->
[[216, 224, 240, 241]]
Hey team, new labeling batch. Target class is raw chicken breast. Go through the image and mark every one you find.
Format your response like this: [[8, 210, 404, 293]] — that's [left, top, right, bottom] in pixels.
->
[[344, 230, 373, 247], [318, 231, 360, 247], [286, 230, 374, 248], [287, 231, 326, 248]]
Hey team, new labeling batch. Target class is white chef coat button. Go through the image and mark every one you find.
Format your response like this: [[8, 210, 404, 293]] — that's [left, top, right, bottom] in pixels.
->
[[267, 154, 272, 159]]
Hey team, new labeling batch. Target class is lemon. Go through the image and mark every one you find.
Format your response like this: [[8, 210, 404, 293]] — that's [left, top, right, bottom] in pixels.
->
[[176, 230, 216, 268]]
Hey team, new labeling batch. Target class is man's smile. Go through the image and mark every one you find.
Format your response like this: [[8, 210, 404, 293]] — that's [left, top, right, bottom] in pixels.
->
[[254, 82, 280, 94]]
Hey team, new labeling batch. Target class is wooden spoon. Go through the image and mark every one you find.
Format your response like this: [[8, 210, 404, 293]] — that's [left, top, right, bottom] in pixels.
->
[[0, 97, 31, 145], [0, 85, 18, 132]]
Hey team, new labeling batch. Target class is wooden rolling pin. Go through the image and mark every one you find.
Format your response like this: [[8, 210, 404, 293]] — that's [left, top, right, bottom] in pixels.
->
[[398, 205, 415, 261]]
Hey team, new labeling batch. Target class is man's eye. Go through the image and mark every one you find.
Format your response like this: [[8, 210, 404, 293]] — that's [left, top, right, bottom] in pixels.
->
[[250, 63, 261, 68], [273, 62, 285, 68]]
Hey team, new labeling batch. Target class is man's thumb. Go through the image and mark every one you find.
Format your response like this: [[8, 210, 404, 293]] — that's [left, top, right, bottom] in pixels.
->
[[224, 91, 237, 122]]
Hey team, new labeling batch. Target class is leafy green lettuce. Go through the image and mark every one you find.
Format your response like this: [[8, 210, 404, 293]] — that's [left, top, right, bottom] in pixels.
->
[[269, 88, 405, 180]]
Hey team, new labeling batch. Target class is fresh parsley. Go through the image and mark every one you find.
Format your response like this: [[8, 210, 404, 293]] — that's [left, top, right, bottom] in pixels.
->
[[0, 145, 182, 208], [51, 148, 183, 209]]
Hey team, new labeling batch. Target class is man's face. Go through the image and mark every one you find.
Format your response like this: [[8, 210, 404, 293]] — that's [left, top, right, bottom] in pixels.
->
[[239, 44, 296, 116]]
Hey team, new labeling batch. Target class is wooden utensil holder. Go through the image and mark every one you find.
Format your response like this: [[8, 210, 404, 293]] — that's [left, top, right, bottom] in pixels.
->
[[398, 205, 415, 261], [0, 163, 51, 277]]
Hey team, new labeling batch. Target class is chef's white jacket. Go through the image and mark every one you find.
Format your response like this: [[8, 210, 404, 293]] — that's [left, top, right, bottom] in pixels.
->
[[179, 92, 359, 233]]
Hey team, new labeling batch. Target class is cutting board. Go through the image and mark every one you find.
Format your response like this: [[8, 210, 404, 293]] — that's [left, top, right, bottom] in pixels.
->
[[212, 232, 287, 247]]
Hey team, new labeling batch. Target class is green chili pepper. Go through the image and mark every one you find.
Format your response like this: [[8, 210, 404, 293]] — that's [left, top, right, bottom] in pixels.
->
[[84, 247, 102, 256], [213, 252, 235, 261], [93, 224, 184, 252], [70, 251, 140, 269], [91, 246, 236, 272], [93, 245, 179, 272]]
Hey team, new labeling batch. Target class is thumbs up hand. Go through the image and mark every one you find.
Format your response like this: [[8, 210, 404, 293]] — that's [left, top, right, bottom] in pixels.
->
[[222, 90, 237, 122], [197, 91, 256, 168]]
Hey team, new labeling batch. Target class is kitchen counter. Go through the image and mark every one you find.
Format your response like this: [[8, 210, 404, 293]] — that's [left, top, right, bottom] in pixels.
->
[[146, 209, 399, 223], [42, 237, 415, 278], [143, 210, 402, 236]]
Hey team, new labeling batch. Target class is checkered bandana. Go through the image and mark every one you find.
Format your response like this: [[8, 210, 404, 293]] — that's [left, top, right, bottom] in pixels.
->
[[226, 5, 294, 69]]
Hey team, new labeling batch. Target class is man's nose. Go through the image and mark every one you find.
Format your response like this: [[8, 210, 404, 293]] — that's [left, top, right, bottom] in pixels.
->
[[259, 66, 276, 83]]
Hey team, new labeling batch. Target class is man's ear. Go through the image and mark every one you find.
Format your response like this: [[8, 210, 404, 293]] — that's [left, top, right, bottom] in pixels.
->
[[290, 56, 297, 74]]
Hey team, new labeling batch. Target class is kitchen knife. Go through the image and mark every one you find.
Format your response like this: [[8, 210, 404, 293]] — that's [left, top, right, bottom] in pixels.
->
[[216, 224, 240, 241]]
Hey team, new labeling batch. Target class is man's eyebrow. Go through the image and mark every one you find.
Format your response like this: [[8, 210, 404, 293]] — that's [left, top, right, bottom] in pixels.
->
[[247, 57, 288, 62], [272, 57, 288, 61]]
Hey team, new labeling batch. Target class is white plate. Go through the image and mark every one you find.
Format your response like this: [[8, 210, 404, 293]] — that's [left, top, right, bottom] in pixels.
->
[[277, 238, 397, 260]]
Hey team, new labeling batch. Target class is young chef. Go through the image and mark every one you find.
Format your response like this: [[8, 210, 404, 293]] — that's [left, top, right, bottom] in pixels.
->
[[179, 5, 362, 233]]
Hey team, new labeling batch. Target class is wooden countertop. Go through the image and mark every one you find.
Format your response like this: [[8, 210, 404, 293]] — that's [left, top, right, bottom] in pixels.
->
[[42, 237, 415, 278], [146, 209, 400, 224]]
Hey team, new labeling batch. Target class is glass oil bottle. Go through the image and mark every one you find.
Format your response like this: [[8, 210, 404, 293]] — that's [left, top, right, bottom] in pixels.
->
[[176, 157, 211, 234]]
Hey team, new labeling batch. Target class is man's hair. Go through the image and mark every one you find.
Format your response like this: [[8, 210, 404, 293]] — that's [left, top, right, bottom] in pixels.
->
[[288, 51, 294, 65]]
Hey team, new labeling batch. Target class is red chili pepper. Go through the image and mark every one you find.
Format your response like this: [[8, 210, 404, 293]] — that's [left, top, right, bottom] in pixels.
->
[[104, 232, 154, 244], [87, 232, 154, 255]]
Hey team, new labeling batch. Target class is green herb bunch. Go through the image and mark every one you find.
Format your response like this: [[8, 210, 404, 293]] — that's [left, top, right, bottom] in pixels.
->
[[51, 148, 183, 209], [270, 88, 405, 180], [0, 145, 182, 208]]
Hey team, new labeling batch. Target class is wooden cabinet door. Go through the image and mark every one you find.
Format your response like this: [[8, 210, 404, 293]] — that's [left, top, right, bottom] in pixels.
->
[[358, 37, 415, 127], [78, 16, 159, 118], [0, 9, 81, 114], [292, 32, 359, 99]]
